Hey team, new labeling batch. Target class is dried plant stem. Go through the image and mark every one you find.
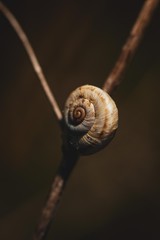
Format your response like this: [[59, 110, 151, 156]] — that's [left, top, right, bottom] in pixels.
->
[[0, 1, 62, 121], [33, 1, 159, 240], [103, 0, 160, 94], [33, 146, 79, 240], [33, 175, 65, 240]]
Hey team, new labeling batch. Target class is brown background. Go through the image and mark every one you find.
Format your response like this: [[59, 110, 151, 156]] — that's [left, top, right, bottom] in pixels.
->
[[0, 0, 160, 239]]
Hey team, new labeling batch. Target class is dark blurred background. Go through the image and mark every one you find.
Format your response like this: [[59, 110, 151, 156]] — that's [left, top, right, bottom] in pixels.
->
[[0, 0, 160, 239]]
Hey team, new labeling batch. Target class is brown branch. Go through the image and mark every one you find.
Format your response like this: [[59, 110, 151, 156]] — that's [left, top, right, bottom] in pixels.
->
[[33, 175, 65, 240], [103, 0, 160, 94], [33, 143, 79, 240], [0, 1, 62, 121], [32, 1, 159, 240]]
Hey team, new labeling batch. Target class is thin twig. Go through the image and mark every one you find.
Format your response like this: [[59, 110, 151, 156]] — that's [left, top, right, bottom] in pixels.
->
[[33, 175, 65, 240], [0, 1, 62, 121], [33, 143, 79, 240], [103, 0, 160, 94], [33, 1, 159, 240]]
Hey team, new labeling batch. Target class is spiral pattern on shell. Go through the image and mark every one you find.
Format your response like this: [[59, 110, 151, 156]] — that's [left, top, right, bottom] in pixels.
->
[[64, 85, 118, 155]]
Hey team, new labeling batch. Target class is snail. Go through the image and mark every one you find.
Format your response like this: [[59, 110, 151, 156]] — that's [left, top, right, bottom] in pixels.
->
[[64, 85, 118, 155]]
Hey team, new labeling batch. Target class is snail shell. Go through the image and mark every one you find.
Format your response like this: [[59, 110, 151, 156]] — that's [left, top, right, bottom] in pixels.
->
[[64, 85, 118, 155]]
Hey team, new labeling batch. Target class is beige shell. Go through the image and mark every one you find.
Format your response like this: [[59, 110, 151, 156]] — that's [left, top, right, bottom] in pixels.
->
[[64, 85, 118, 155]]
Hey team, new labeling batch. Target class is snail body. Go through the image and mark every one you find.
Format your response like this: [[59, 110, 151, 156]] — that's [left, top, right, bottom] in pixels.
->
[[64, 85, 118, 155]]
